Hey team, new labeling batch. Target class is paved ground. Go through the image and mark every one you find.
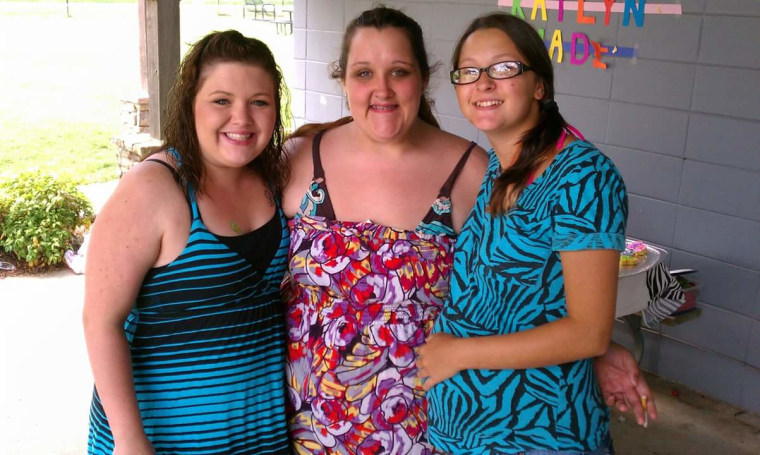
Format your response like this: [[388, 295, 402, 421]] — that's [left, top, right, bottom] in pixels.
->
[[1, 269, 91, 454], [4, 260, 760, 454]]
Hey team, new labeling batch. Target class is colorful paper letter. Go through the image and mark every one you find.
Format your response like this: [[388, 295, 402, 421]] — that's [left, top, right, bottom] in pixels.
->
[[571, 33, 590, 65], [512, 0, 527, 20], [623, 0, 646, 27], [558, 0, 564, 22], [592, 40, 610, 69], [531, 0, 548, 21], [549, 29, 564, 63], [577, 0, 596, 24], [604, 0, 615, 25]]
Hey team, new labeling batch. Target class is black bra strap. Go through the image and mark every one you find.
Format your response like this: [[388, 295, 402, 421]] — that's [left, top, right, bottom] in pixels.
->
[[310, 130, 336, 219], [311, 131, 326, 180], [438, 141, 477, 197], [144, 159, 180, 182]]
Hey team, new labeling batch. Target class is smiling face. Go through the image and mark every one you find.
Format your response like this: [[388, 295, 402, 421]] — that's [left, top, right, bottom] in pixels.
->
[[192, 61, 276, 170], [342, 27, 426, 143], [454, 27, 544, 138]]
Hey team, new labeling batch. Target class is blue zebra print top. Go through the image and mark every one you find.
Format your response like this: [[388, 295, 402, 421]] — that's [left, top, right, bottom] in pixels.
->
[[427, 141, 627, 453], [87, 183, 291, 454]]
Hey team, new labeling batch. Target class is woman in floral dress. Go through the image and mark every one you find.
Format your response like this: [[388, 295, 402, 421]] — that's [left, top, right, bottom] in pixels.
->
[[280, 7, 489, 454]]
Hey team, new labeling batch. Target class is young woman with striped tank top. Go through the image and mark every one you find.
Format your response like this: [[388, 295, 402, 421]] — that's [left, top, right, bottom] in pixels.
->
[[83, 31, 291, 454]]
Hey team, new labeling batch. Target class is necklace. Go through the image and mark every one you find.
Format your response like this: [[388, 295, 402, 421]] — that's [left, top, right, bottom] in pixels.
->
[[230, 221, 242, 234]]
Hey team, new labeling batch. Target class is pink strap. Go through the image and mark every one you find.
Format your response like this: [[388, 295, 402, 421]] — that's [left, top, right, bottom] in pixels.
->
[[556, 124, 586, 150]]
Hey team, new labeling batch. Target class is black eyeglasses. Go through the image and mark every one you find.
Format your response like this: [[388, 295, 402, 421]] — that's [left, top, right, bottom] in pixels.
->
[[450, 61, 532, 85]]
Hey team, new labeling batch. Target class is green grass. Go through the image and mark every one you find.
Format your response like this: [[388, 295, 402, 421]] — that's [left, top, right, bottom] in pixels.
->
[[0, 120, 120, 185], [0, 1, 294, 187]]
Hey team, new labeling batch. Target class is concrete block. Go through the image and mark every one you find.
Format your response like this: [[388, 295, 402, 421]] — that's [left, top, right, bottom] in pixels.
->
[[681, 0, 705, 14], [617, 14, 701, 62], [305, 30, 343, 63], [612, 59, 695, 110], [747, 322, 760, 369], [607, 103, 688, 156], [438, 114, 479, 144], [658, 338, 745, 408], [344, 1, 373, 25], [674, 207, 760, 270], [692, 66, 760, 121], [680, 161, 760, 222], [392, 2, 435, 32], [685, 114, 760, 172], [305, 91, 342, 123], [304, 61, 341, 96], [700, 16, 760, 69], [290, 88, 305, 119], [705, 0, 760, 15], [291, 59, 306, 90], [430, 82, 461, 117], [740, 366, 760, 416], [662, 303, 752, 361], [605, 146, 682, 203], [626, 196, 677, 246], [431, 3, 492, 41], [555, 94, 609, 144], [670, 250, 760, 317], [554, 60, 613, 99], [306, 0, 344, 31], [293, 0, 306, 28], [294, 29, 306, 60]]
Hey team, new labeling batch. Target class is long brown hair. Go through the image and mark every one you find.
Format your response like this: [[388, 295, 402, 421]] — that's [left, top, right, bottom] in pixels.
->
[[453, 13, 568, 214], [159, 30, 290, 196], [291, 5, 439, 138]]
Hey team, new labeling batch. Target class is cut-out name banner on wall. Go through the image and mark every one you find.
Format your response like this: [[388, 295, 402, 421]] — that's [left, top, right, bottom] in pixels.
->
[[497, 0, 683, 69]]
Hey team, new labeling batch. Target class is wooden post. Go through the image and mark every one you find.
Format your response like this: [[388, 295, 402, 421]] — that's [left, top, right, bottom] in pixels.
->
[[138, 0, 148, 93], [143, 0, 180, 140]]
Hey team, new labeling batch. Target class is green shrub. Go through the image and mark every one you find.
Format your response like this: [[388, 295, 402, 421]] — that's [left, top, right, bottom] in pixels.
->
[[0, 171, 94, 269]]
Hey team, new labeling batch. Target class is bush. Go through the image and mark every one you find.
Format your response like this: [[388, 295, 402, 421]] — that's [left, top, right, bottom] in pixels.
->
[[0, 171, 94, 269]]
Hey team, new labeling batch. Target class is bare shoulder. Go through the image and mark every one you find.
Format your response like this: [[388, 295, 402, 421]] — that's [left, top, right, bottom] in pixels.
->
[[94, 155, 186, 244], [106, 155, 184, 214], [282, 135, 315, 218]]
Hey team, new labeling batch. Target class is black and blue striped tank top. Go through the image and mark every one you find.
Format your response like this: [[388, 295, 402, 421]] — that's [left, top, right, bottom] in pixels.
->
[[87, 162, 291, 454]]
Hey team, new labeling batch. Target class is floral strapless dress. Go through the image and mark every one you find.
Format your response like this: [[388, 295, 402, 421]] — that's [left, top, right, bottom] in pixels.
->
[[284, 131, 475, 454]]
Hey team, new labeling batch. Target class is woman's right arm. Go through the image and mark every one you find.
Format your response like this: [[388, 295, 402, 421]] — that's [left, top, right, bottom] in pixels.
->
[[83, 165, 174, 454]]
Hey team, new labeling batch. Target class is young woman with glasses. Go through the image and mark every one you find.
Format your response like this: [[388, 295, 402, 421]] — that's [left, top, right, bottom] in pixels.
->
[[418, 12, 632, 454]]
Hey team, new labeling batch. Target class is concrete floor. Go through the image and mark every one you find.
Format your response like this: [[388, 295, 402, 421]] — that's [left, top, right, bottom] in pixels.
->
[[611, 372, 760, 454]]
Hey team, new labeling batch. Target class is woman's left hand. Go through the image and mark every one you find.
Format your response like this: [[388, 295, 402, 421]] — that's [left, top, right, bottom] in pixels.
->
[[417, 333, 463, 390]]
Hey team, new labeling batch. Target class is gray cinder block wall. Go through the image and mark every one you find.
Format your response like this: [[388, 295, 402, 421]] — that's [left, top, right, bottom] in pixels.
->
[[291, 0, 760, 415]]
